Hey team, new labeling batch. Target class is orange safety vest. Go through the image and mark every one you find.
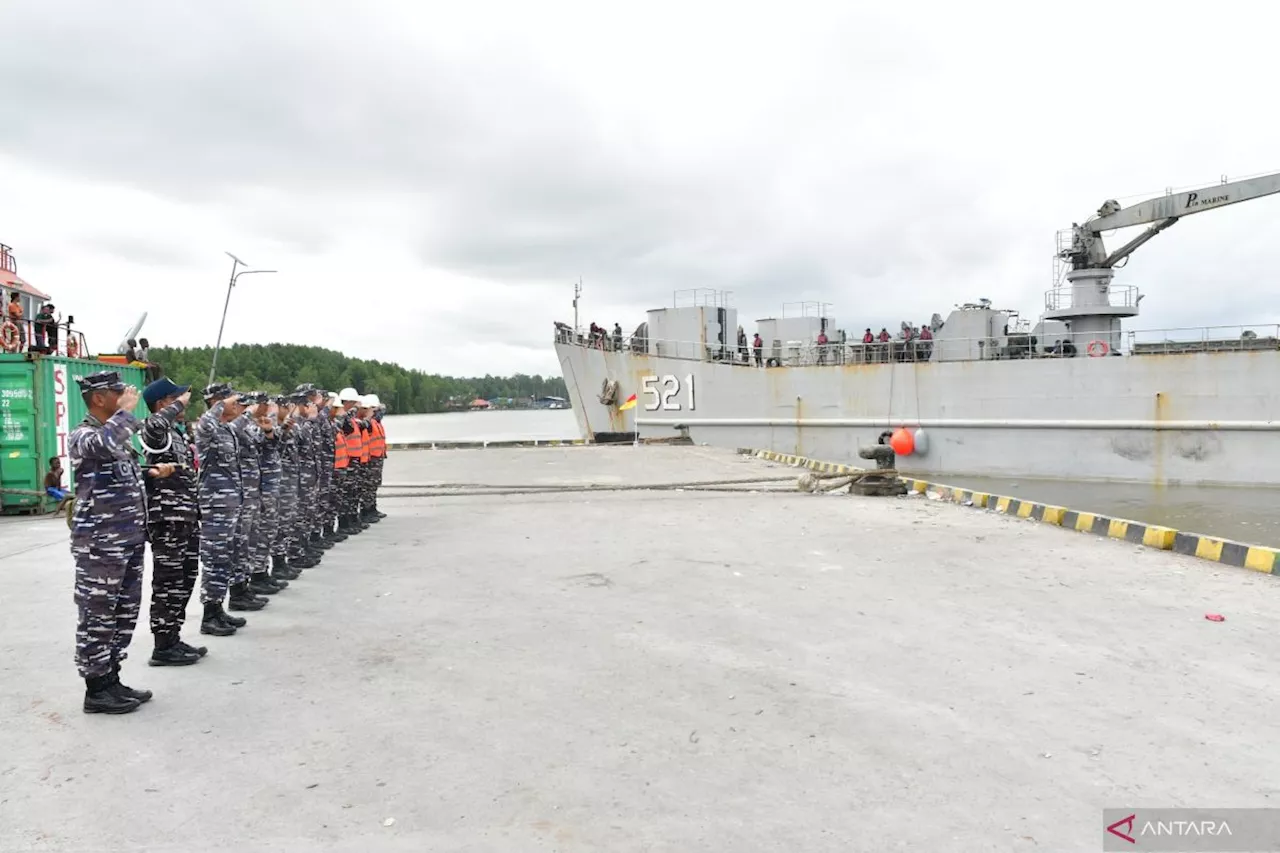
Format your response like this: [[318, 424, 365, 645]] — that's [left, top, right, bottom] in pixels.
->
[[344, 419, 363, 462], [359, 423, 372, 464], [370, 420, 387, 458], [334, 431, 349, 469]]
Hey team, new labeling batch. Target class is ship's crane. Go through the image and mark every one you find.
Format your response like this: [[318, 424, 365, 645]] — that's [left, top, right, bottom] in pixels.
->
[[1047, 169, 1280, 356], [1061, 171, 1280, 271]]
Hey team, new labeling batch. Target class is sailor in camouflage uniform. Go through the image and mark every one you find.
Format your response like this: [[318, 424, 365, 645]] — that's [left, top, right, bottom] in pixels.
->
[[306, 387, 342, 549], [195, 384, 257, 635], [288, 389, 324, 568], [139, 377, 210, 664], [69, 370, 177, 714], [230, 393, 283, 600], [273, 395, 304, 572], [247, 393, 293, 589]]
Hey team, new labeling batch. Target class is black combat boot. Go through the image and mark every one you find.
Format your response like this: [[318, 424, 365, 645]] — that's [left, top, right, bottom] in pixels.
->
[[325, 521, 348, 542], [272, 555, 300, 581], [177, 640, 209, 658], [150, 633, 200, 666], [248, 572, 284, 595], [84, 674, 140, 715], [291, 550, 319, 569], [214, 601, 247, 628], [313, 532, 333, 550], [201, 601, 237, 635], [228, 582, 267, 611], [109, 663, 153, 704], [337, 515, 359, 535]]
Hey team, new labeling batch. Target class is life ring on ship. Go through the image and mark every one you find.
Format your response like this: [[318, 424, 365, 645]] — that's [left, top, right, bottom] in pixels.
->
[[0, 321, 19, 353], [1086, 340, 1109, 358]]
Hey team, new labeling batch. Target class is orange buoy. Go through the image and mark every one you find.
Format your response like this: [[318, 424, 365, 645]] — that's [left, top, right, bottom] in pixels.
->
[[889, 427, 915, 456]]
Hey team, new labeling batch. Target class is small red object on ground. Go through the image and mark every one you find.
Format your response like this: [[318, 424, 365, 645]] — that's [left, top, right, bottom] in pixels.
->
[[1205, 613, 1225, 622]]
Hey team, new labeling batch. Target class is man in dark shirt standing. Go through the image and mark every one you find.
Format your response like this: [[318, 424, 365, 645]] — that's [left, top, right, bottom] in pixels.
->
[[139, 378, 211, 664]]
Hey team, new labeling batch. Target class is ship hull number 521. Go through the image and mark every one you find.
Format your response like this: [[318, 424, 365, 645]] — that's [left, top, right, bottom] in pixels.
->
[[641, 374, 696, 411]]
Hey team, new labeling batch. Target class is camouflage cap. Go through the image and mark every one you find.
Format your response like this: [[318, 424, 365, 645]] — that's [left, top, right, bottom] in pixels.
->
[[248, 391, 269, 405], [203, 382, 234, 400], [76, 370, 126, 393], [293, 383, 317, 396]]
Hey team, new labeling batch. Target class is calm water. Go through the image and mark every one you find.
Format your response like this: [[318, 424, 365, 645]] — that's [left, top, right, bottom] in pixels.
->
[[935, 474, 1280, 549], [382, 409, 579, 443], [382, 410, 1280, 547]]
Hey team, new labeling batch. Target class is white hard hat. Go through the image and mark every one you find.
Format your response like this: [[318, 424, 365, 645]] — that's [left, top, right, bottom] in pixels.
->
[[365, 393, 381, 408], [328, 393, 341, 407], [339, 387, 359, 402]]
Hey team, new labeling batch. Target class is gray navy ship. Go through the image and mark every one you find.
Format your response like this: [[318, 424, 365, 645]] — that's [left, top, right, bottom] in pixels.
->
[[554, 171, 1280, 487]]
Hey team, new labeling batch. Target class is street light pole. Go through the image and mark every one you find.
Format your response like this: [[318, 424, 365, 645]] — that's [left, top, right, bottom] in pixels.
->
[[208, 252, 276, 387]]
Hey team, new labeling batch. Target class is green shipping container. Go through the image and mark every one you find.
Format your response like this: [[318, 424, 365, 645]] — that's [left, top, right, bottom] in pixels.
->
[[0, 353, 149, 512]]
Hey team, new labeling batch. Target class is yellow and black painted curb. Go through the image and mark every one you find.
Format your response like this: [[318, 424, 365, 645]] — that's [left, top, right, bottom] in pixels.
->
[[387, 438, 588, 451], [740, 448, 1280, 575]]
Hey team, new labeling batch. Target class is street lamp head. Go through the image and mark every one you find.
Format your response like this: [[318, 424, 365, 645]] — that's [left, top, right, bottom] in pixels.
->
[[225, 251, 248, 267]]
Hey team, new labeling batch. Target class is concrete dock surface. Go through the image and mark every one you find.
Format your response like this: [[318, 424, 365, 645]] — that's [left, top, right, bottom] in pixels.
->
[[2, 445, 1278, 852]]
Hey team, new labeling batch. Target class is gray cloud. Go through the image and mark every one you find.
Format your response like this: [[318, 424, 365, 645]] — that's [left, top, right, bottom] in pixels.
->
[[2, 0, 1279, 375]]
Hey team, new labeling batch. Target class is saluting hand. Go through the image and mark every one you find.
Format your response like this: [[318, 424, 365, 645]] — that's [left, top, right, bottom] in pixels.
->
[[119, 386, 140, 412], [177, 391, 192, 407]]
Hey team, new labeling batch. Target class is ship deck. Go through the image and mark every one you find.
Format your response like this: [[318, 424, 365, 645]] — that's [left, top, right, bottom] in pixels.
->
[[4, 446, 1278, 851]]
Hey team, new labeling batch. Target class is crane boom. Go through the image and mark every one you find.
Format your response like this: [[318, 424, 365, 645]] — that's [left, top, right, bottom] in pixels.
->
[[1091, 172, 1280, 232], [1060, 171, 1280, 270]]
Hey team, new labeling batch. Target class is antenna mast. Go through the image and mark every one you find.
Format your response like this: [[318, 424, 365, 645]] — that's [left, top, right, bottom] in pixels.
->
[[573, 278, 582, 331]]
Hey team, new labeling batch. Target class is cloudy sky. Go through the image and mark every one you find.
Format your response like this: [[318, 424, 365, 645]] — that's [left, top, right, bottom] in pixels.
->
[[2, 1, 1277, 377]]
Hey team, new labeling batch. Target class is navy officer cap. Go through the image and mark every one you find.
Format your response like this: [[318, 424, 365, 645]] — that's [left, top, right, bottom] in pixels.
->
[[203, 382, 234, 400], [142, 377, 190, 408], [77, 371, 125, 393]]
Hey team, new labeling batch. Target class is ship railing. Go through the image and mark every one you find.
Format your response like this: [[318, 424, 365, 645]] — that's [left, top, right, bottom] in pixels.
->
[[0, 318, 90, 360], [555, 324, 1280, 364], [1043, 283, 1140, 312], [1125, 324, 1280, 355]]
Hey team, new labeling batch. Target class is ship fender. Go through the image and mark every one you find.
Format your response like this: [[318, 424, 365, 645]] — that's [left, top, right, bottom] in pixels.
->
[[598, 379, 619, 405], [912, 427, 929, 455]]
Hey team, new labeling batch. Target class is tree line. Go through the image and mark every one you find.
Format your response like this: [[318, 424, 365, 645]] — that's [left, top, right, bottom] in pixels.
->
[[148, 344, 569, 415]]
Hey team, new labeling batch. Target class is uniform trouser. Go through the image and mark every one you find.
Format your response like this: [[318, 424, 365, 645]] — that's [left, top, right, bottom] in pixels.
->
[[72, 541, 145, 678], [199, 500, 242, 604], [233, 487, 260, 584], [275, 476, 297, 558], [148, 519, 199, 639], [371, 457, 384, 506], [317, 466, 333, 534], [256, 485, 279, 573], [332, 467, 348, 520], [348, 462, 364, 514], [293, 470, 318, 556]]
